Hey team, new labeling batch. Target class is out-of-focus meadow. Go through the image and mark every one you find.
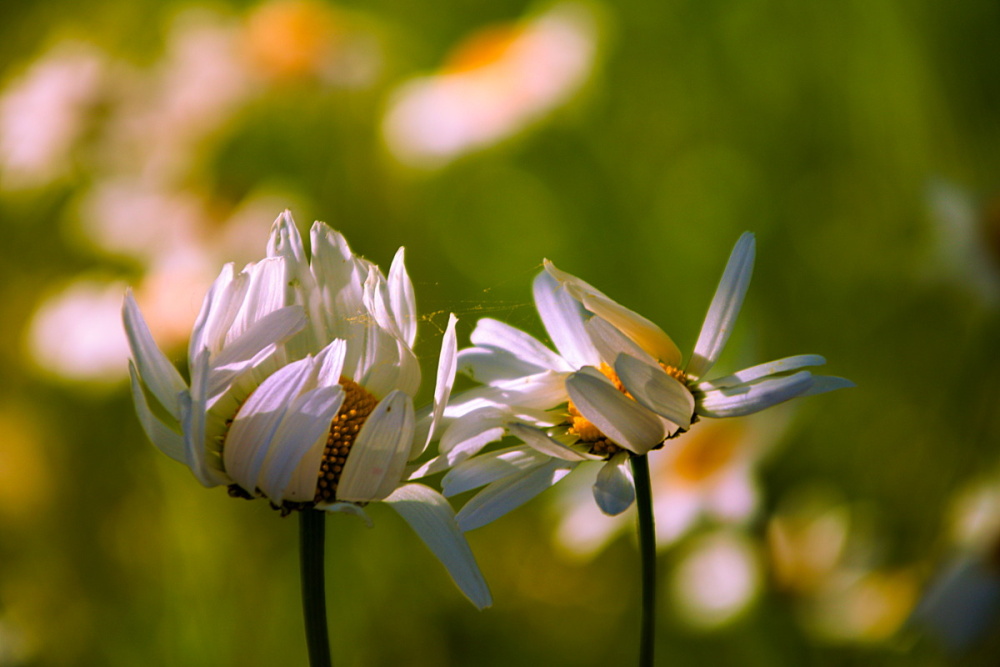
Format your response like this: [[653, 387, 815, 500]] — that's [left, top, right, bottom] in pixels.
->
[[2, 0, 999, 664]]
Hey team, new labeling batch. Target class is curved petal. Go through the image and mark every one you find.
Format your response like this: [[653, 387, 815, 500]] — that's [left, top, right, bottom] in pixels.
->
[[122, 291, 187, 420], [414, 314, 458, 459], [128, 362, 185, 463], [442, 445, 552, 496], [388, 247, 417, 347], [593, 453, 635, 515], [698, 371, 814, 418], [470, 315, 571, 374], [189, 263, 248, 360], [267, 210, 321, 356], [443, 370, 570, 417], [508, 423, 595, 461], [315, 501, 373, 527], [799, 375, 855, 397], [544, 260, 682, 367], [565, 371, 666, 454], [458, 346, 553, 385], [227, 257, 287, 344], [698, 354, 826, 391], [687, 232, 756, 379], [384, 484, 492, 609], [456, 459, 575, 531], [336, 390, 414, 502], [532, 269, 600, 368], [615, 353, 693, 429], [584, 316, 659, 369]]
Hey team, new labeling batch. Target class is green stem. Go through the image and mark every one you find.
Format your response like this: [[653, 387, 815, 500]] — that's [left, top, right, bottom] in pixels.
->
[[631, 454, 656, 667], [300, 509, 333, 667]]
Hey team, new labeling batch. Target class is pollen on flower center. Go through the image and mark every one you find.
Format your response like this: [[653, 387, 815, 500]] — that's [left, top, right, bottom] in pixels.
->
[[315, 377, 378, 503]]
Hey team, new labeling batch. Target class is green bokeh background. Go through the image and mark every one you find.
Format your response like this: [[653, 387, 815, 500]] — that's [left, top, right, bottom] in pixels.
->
[[2, 0, 1000, 665]]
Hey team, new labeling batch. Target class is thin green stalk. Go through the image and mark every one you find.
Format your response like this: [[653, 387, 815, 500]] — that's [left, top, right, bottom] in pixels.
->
[[300, 509, 333, 667], [631, 453, 656, 667]]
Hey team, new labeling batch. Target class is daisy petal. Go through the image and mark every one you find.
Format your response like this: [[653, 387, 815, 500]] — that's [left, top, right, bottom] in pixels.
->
[[456, 459, 575, 531], [442, 446, 552, 496], [388, 248, 417, 347], [122, 291, 187, 420], [615, 353, 694, 429], [508, 423, 594, 461], [469, 316, 571, 373], [128, 362, 185, 463], [593, 453, 635, 515], [565, 371, 666, 454], [687, 232, 755, 380], [208, 306, 306, 396], [584, 316, 659, 368], [799, 375, 856, 397], [698, 354, 827, 390], [457, 346, 553, 384], [532, 270, 600, 369], [336, 390, 415, 502], [384, 483, 493, 609], [415, 314, 458, 458], [189, 263, 248, 360], [258, 385, 344, 503], [545, 259, 682, 367], [698, 370, 814, 418], [227, 257, 287, 343], [315, 501, 373, 527]]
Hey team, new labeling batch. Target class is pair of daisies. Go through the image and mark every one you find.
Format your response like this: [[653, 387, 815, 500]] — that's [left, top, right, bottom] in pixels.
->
[[125, 212, 850, 609]]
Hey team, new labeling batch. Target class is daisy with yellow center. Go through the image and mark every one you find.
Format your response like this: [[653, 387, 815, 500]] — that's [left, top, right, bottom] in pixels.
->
[[125, 211, 489, 609], [429, 232, 852, 530]]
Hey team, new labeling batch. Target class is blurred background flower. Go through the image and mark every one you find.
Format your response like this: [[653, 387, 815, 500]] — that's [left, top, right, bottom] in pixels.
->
[[1, 0, 999, 664]]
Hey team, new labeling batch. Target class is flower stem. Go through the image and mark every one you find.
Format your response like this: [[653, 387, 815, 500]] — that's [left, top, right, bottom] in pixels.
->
[[630, 453, 656, 667], [300, 509, 333, 667]]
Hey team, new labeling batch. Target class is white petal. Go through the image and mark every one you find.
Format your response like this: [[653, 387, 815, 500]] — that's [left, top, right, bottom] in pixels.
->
[[508, 423, 594, 461], [188, 263, 247, 360], [442, 446, 552, 496], [565, 371, 666, 454], [699, 354, 827, 390], [179, 353, 229, 487], [336, 391, 414, 502], [314, 339, 348, 388], [309, 222, 370, 353], [415, 314, 458, 458], [584, 316, 660, 369], [315, 501, 373, 527], [469, 317, 571, 373], [687, 232, 756, 380], [799, 375, 855, 397], [593, 453, 636, 515], [456, 459, 575, 531], [438, 406, 510, 455], [266, 210, 308, 267], [458, 346, 553, 384], [226, 257, 289, 345], [122, 291, 187, 420], [258, 385, 344, 503], [388, 248, 417, 347], [442, 370, 570, 417], [384, 484, 492, 609], [544, 259, 682, 367], [128, 362, 185, 463], [615, 353, 693, 429], [532, 270, 600, 368], [698, 371, 814, 418], [267, 211, 321, 356], [223, 356, 315, 492]]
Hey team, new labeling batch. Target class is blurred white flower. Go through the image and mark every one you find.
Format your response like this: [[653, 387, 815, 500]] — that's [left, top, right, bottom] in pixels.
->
[[26, 277, 131, 384], [125, 212, 489, 608], [0, 42, 106, 189], [668, 531, 762, 630], [382, 2, 598, 167], [433, 233, 851, 531]]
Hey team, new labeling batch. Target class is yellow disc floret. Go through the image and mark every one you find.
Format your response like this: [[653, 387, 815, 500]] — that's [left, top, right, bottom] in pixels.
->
[[315, 377, 378, 503]]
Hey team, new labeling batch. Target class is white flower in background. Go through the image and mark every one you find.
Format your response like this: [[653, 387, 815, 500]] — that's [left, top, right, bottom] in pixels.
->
[[382, 2, 598, 167], [553, 416, 778, 559], [125, 212, 489, 608], [434, 233, 852, 530], [0, 42, 106, 189]]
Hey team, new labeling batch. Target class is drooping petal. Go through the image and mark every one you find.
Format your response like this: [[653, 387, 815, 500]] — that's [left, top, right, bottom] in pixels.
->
[[315, 501, 373, 527], [593, 453, 635, 515], [443, 370, 570, 417], [565, 371, 666, 454], [698, 354, 827, 391], [532, 269, 600, 368], [697, 371, 814, 418], [798, 375, 856, 397], [456, 459, 575, 531], [508, 423, 595, 461], [614, 353, 694, 429], [258, 385, 344, 503], [128, 362, 185, 463], [388, 247, 417, 347], [384, 484, 492, 609], [457, 346, 553, 385], [544, 259, 682, 367], [442, 445, 552, 496], [336, 390, 414, 502], [122, 290, 187, 420], [584, 316, 660, 369], [687, 232, 756, 380], [413, 314, 458, 459], [470, 316, 571, 373]]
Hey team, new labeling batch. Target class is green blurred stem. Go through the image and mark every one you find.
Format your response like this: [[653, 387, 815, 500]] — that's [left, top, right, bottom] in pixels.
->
[[631, 453, 656, 667], [300, 509, 333, 667]]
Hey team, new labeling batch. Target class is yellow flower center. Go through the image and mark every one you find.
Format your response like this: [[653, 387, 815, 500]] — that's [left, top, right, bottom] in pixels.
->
[[314, 377, 378, 503], [567, 362, 692, 457]]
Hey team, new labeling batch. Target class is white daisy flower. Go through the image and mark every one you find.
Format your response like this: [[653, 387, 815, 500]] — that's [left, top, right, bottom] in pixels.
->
[[124, 211, 490, 608], [435, 232, 852, 530]]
